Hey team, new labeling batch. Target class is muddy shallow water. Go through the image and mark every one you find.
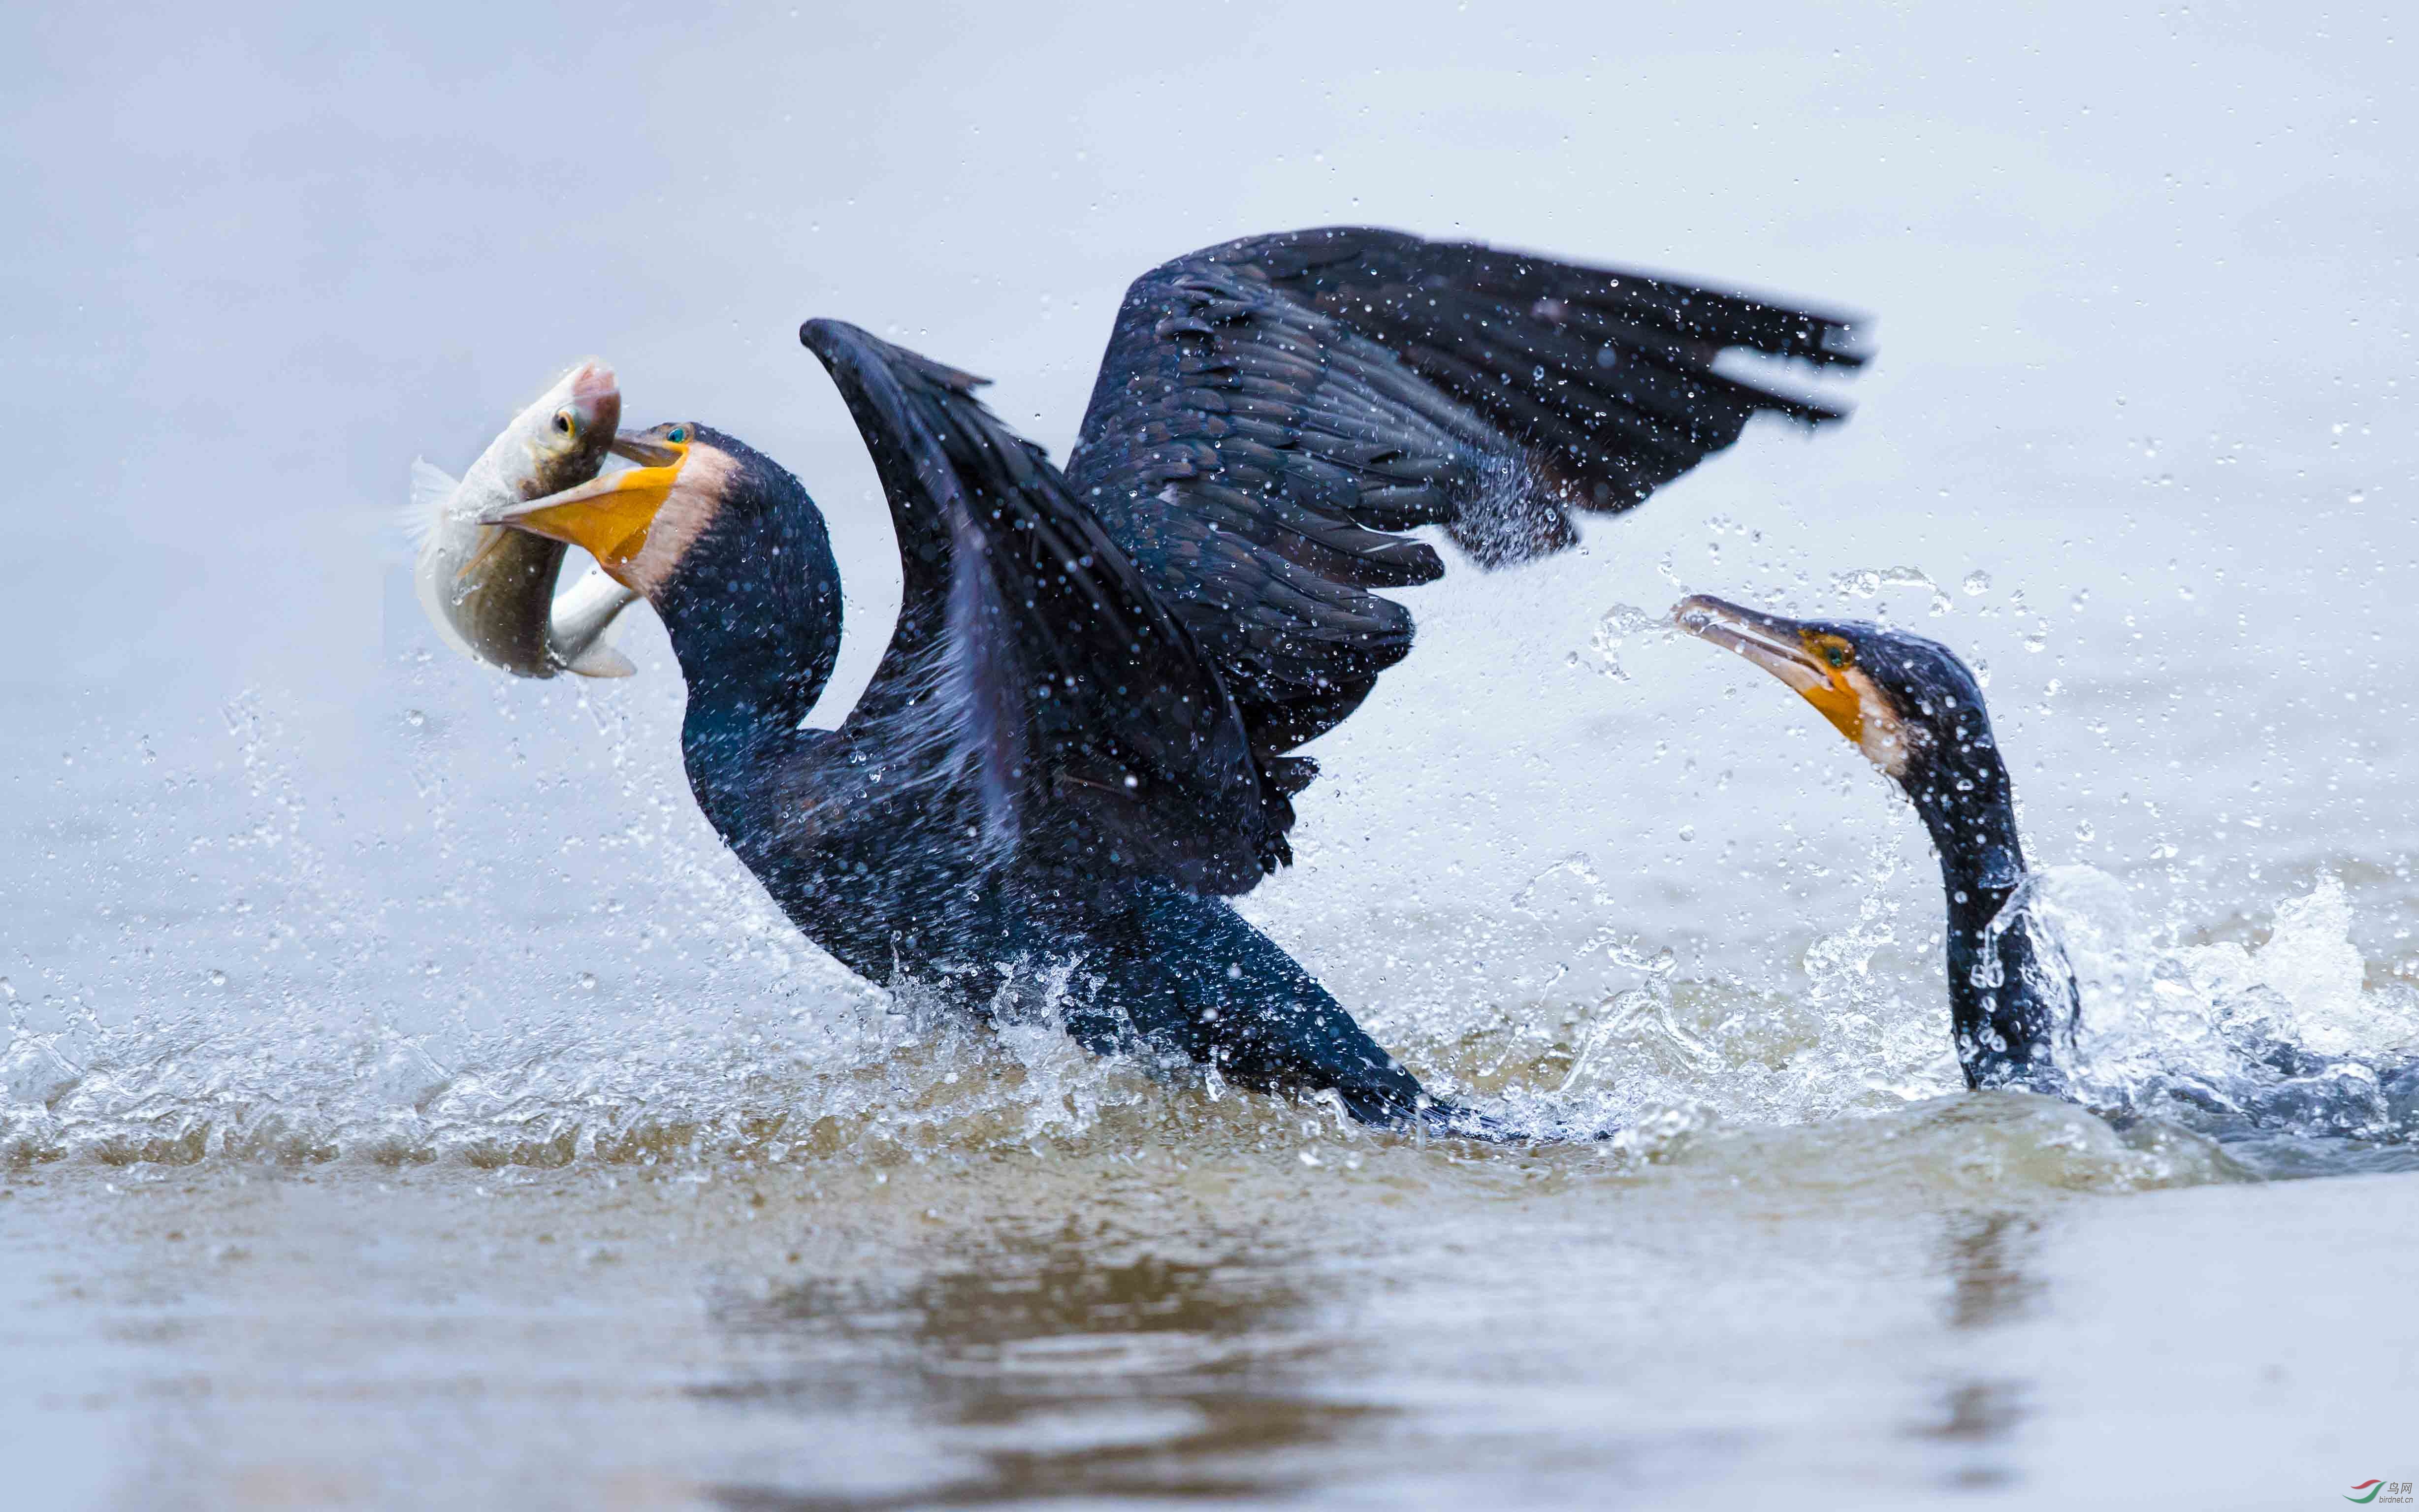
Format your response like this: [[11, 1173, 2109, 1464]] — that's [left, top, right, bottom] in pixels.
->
[[7, 1096, 2415, 1510]]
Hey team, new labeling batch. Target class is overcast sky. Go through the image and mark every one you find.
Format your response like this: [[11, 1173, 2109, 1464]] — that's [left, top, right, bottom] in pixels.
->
[[7, 2, 2415, 1009]]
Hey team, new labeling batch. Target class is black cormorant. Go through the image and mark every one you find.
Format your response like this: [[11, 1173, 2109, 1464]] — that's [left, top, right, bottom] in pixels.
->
[[484, 228, 1867, 1135], [1673, 595, 2073, 1093], [1675, 594, 2419, 1139]]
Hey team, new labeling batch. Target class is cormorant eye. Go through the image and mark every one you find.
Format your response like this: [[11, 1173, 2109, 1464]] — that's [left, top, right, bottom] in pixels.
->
[[1823, 644, 1852, 670], [553, 410, 576, 436], [666, 425, 689, 444]]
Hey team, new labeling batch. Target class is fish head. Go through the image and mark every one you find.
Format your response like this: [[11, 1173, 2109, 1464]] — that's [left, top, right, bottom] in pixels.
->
[[517, 358, 624, 500]]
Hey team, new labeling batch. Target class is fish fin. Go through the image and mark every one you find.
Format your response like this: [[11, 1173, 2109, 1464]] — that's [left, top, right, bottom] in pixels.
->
[[547, 569, 643, 678], [563, 640, 637, 678], [401, 458, 459, 545]]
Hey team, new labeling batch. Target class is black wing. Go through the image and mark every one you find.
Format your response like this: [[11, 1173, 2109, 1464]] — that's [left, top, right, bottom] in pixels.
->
[[800, 319, 1290, 896], [1064, 225, 1867, 756]]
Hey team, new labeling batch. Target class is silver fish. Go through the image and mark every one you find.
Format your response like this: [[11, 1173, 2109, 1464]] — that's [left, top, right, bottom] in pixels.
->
[[408, 359, 642, 678]]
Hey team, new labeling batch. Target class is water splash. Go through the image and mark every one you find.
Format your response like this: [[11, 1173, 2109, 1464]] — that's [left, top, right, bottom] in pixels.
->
[[11, 681, 2412, 1184], [1533, 837, 1967, 1136], [1990, 869, 2419, 1143], [1830, 565, 1954, 618], [0, 982, 1203, 1169], [1584, 603, 1674, 680]]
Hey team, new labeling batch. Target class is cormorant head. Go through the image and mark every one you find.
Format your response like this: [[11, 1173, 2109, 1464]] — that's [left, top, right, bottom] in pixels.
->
[[480, 420, 755, 602], [483, 420, 844, 724], [1678, 594, 2062, 1089], [1674, 594, 2006, 821]]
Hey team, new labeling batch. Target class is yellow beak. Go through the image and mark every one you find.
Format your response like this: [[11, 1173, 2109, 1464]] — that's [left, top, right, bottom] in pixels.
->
[[479, 437, 690, 579], [1673, 593, 1866, 744]]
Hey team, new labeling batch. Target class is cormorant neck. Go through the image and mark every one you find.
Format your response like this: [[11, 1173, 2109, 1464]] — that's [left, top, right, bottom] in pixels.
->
[[1918, 772, 2026, 910], [653, 461, 843, 770], [1903, 740, 2072, 1093]]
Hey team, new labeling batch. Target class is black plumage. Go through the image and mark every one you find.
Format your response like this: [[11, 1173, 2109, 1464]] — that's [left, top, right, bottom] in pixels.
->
[[1068, 228, 1864, 753]]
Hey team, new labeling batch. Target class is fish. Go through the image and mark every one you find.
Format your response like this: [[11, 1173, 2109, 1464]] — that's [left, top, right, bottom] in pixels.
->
[[407, 358, 643, 678]]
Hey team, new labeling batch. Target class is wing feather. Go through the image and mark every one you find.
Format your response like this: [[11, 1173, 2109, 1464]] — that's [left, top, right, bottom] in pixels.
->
[[801, 319, 1290, 895], [1065, 226, 1868, 763]]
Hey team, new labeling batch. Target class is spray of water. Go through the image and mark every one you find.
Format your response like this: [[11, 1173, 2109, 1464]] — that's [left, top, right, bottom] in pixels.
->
[[1992, 868, 2419, 1142], [10, 600, 2417, 1185]]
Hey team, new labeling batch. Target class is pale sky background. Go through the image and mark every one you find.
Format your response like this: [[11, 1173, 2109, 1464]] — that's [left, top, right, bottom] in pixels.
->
[[5, 1, 2414, 1040]]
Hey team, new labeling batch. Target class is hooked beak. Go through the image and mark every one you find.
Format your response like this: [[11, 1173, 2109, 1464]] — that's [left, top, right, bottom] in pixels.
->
[[1673, 595, 1829, 693], [480, 434, 691, 580], [1673, 593, 1872, 750]]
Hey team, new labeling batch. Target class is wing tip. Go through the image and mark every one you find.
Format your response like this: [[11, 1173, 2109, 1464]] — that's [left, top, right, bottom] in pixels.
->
[[800, 318, 990, 393]]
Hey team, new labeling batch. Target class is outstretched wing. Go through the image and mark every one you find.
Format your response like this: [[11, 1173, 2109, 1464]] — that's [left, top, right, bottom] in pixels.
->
[[800, 319, 1291, 896], [1065, 225, 1867, 756]]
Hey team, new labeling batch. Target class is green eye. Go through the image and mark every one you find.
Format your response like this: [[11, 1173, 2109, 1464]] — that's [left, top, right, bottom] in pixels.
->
[[666, 425, 688, 444], [1824, 644, 1852, 670]]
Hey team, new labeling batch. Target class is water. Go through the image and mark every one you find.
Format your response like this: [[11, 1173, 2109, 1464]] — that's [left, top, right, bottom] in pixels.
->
[[9, 1106, 2416, 1507], [9, 0, 2419, 1505], [14, 515, 2419, 1511]]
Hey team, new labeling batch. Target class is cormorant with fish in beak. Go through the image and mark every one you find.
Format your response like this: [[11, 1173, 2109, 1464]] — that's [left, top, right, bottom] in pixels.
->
[[483, 227, 1869, 1136]]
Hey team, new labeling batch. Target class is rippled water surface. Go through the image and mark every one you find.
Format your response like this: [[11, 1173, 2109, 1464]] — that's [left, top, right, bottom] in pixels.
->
[[10, 1112, 2419, 1508], [10, 1, 2419, 1506]]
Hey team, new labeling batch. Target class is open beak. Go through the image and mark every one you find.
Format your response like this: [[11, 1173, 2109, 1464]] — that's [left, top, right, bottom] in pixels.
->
[[480, 435, 690, 580], [1674, 595, 1830, 694]]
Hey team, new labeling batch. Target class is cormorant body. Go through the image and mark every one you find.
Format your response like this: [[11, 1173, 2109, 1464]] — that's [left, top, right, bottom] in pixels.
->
[[657, 424, 1429, 1121], [491, 229, 1868, 1133]]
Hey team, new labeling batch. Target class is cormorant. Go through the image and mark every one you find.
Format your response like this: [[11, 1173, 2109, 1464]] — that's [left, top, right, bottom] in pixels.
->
[[1675, 594, 2419, 1138], [1673, 595, 2074, 1094], [484, 228, 1867, 1135]]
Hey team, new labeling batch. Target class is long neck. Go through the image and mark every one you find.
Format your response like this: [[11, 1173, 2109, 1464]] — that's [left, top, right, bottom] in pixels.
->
[[658, 508, 844, 776], [1907, 746, 2075, 1093]]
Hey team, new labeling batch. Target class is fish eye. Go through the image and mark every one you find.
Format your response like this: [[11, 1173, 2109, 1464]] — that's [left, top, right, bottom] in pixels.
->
[[552, 410, 577, 436], [666, 425, 689, 444]]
